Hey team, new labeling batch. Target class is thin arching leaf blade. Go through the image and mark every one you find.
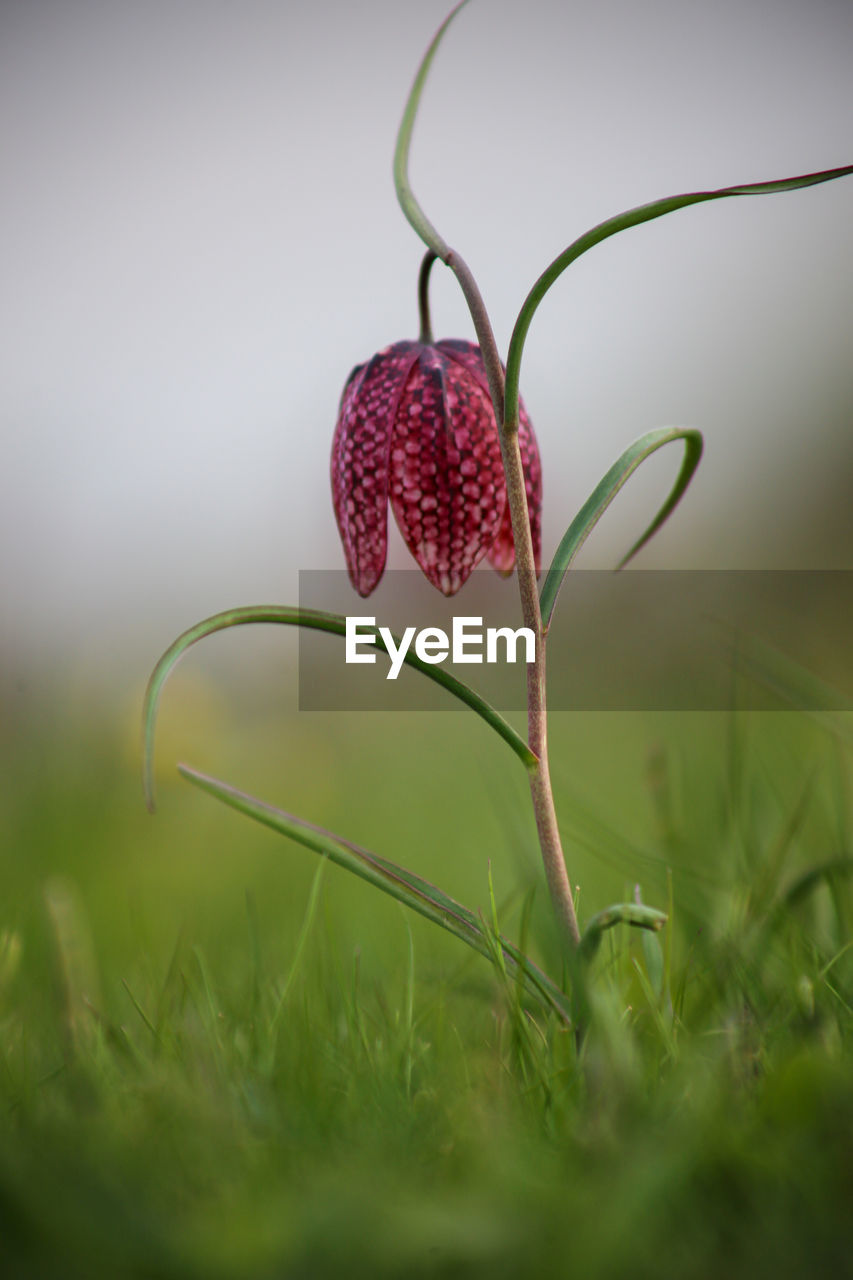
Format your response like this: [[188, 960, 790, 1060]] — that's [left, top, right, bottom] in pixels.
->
[[505, 164, 853, 417], [178, 765, 572, 1025], [142, 604, 536, 810], [393, 1, 470, 258], [540, 427, 703, 631]]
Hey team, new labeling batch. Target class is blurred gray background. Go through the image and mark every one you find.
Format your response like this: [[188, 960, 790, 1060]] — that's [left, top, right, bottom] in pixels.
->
[[2, 0, 852, 682]]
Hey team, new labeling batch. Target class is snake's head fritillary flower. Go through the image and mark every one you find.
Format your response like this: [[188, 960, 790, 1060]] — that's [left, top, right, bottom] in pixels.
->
[[331, 339, 541, 596]]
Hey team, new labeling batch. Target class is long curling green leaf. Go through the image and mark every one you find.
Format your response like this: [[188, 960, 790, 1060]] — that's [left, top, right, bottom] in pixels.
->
[[178, 765, 572, 1026], [142, 605, 536, 811], [505, 164, 853, 421], [393, 0, 470, 259], [540, 427, 703, 631]]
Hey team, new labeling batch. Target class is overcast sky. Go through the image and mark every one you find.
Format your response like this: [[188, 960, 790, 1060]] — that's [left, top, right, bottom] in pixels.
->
[[2, 0, 852, 677]]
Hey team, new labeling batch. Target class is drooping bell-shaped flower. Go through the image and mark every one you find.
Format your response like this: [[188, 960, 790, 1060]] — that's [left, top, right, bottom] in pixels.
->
[[331, 339, 541, 596]]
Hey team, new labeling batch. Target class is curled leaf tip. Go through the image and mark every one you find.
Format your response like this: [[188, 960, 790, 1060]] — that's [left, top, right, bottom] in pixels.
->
[[579, 902, 668, 962], [142, 673, 163, 813], [540, 427, 703, 630]]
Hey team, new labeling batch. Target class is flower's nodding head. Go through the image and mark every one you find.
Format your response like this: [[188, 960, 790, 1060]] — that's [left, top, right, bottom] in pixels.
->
[[331, 339, 541, 596]]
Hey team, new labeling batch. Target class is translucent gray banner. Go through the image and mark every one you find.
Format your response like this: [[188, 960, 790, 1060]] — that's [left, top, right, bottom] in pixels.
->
[[297, 570, 853, 711]]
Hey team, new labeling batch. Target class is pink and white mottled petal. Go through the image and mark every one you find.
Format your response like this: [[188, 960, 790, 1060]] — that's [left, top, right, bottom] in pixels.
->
[[388, 348, 506, 596], [435, 338, 493, 399], [330, 342, 420, 596], [486, 503, 516, 576], [332, 335, 542, 596], [439, 340, 543, 577], [519, 398, 543, 572]]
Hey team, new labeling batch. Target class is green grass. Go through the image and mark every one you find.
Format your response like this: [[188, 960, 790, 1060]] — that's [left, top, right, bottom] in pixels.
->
[[2, 674, 852, 1278]]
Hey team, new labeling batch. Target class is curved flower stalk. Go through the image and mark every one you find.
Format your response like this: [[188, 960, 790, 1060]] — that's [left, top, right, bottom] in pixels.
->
[[331, 338, 540, 596]]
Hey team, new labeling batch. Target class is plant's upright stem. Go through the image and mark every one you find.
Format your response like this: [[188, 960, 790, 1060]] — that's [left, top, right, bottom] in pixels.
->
[[438, 250, 581, 950], [394, 2, 579, 949]]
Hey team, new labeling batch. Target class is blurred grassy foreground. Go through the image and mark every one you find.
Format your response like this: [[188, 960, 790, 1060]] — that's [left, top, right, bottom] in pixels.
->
[[1, 661, 853, 1279]]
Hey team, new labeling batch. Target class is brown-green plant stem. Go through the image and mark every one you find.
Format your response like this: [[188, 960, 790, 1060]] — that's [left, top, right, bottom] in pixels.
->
[[451, 251, 579, 949], [409, 254, 579, 946], [395, 3, 579, 948]]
